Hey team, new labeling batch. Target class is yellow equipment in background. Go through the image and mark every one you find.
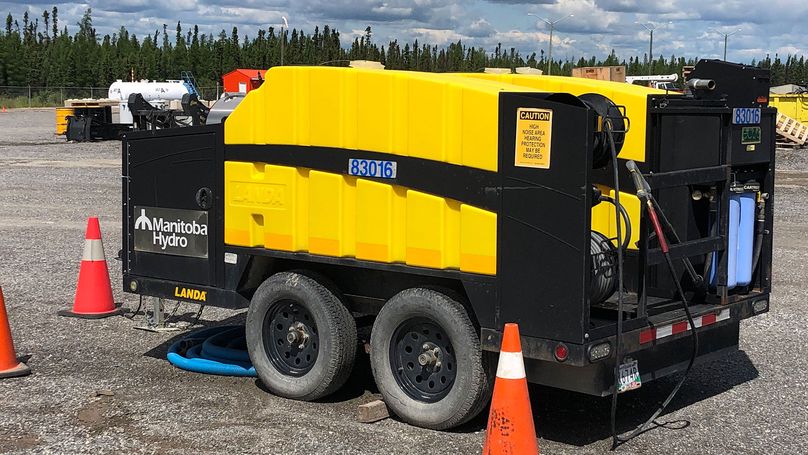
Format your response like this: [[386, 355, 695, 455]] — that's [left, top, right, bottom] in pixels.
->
[[55, 107, 74, 135], [769, 93, 808, 124]]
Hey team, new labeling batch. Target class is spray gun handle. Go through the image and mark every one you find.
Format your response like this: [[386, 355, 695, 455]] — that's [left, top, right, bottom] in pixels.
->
[[626, 160, 649, 201]]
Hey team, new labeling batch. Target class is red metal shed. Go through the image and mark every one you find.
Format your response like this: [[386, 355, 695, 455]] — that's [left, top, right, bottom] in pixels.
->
[[222, 69, 268, 94]]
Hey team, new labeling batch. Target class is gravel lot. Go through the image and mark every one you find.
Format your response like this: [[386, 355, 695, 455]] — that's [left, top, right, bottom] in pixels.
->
[[0, 109, 806, 454]]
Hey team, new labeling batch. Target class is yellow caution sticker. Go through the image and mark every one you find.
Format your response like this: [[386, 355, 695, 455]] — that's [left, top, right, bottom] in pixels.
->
[[515, 108, 553, 169]]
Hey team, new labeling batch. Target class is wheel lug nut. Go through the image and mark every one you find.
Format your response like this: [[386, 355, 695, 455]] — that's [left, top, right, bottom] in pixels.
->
[[286, 323, 309, 347], [418, 349, 438, 367]]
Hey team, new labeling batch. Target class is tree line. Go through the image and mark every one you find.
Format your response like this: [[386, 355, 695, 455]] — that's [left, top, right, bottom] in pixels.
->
[[1, 7, 806, 91]]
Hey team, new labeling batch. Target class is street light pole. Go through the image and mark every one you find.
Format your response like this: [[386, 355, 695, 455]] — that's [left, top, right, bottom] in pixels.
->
[[724, 34, 727, 61], [528, 13, 573, 76], [721, 29, 742, 61], [548, 25, 554, 75], [649, 28, 653, 75], [637, 21, 670, 76]]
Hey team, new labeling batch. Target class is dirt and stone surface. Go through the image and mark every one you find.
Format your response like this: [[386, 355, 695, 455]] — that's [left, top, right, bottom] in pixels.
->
[[1, 109, 807, 454]]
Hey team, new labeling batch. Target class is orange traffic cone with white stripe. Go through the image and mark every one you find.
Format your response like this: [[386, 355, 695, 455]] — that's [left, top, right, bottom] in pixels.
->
[[0, 286, 31, 378], [58, 217, 122, 318], [482, 323, 539, 455]]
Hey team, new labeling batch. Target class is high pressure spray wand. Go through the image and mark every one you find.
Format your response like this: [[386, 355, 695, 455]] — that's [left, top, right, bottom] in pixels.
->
[[627, 161, 704, 288], [611, 161, 701, 448]]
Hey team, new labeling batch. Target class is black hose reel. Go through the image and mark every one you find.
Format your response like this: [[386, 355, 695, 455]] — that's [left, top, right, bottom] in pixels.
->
[[590, 231, 619, 305], [581, 93, 630, 304], [580, 93, 629, 169]]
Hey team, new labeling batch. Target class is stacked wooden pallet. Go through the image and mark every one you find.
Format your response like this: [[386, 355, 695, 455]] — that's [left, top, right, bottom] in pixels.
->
[[64, 98, 119, 108], [776, 111, 808, 146]]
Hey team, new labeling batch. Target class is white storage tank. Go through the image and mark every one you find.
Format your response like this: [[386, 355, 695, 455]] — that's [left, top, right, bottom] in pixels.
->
[[108, 80, 193, 124]]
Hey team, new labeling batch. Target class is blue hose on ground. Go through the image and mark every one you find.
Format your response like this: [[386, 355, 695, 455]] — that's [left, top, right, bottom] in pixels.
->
[[167, 325, 256, 377]]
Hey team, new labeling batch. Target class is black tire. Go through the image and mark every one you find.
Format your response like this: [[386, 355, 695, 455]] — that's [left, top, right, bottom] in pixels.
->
[[246, 271, 357, 400], [369, 288, 492, 430]]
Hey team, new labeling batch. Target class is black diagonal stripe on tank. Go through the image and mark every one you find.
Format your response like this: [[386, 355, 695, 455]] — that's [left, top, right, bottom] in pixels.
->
[[225, 144, 501, 212]]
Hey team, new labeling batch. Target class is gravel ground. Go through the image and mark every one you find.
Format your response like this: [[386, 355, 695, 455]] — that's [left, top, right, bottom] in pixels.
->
[[0, 109, 806, 454]]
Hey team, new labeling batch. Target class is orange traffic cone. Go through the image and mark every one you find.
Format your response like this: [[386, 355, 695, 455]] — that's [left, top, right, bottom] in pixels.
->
[[1, 105, 6, 113], [482, 323, 539, 455], [0, 287, 31, 378], [58, 217, 122, 318]]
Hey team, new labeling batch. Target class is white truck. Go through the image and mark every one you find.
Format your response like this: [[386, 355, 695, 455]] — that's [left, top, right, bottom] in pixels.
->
[[626, 73, 680, 91]]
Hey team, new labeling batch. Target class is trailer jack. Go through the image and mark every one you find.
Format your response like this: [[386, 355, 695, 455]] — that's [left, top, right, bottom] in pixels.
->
[[133, 297, 185, 333]]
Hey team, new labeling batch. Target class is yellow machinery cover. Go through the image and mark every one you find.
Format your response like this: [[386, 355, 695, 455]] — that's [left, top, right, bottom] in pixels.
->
[[222, 67, 536, 275], [224, 161, 498, 275], [457, 73, 665, 163], [457, 73, 667, 248], [224, 66, 541, 172], [222, 67, 652, 275]]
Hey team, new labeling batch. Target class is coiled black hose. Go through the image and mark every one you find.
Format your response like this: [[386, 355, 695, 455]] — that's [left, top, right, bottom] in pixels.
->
[[599, 195, 632, 251], [591, 231, 618, 305]]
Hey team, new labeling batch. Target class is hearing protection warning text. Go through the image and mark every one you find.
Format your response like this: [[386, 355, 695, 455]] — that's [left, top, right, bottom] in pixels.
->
[[515, 108, 553, 169]]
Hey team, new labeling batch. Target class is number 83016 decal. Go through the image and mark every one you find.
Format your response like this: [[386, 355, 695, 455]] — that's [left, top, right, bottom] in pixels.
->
[[348, 158, 397, 179]]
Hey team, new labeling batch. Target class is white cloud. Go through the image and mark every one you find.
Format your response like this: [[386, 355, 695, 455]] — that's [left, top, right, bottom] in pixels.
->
[[1, 0, 805, 62], [461, 18, 496, 38], [777, 46, 802, 55], [215, 7, 286, 25], [410, 27, 464, 45]]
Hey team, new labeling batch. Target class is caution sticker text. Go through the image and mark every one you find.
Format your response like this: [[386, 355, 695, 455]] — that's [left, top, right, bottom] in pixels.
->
[[515, 108, 553, 169]]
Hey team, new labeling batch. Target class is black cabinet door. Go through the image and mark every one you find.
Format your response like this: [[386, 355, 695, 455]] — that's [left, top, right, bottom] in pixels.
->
[[123, 125, 223, 286]]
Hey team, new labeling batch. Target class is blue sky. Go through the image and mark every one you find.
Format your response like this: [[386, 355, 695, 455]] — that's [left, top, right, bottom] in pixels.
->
[[3, 1, 806, 63]]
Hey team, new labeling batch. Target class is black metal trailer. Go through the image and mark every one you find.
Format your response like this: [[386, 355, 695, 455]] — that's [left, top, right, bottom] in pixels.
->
[[120, 60, 774, 430]]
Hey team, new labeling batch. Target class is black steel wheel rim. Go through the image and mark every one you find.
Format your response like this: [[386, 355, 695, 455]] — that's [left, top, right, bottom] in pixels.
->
[[390, 318, 456, 402], [263, 299, 319, 376]]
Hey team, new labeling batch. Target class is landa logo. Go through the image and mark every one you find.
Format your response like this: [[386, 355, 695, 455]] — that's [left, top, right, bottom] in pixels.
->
[[134, 208, 208, 250], [175, 287, 207, 302]]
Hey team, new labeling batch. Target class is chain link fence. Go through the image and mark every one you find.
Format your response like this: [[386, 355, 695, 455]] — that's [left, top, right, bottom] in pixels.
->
[[0, 85, 221, 108]]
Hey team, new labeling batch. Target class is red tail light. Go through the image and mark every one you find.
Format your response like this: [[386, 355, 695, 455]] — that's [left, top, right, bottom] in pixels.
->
[[554, 343, 569, 362]]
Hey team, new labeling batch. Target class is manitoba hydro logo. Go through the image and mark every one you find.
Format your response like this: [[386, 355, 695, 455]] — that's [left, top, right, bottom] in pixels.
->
[[133, 206, 208, 258]]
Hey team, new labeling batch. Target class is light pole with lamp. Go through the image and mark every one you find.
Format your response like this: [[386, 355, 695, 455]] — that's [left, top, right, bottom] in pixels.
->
[[715, 28, 742, 61], [527, 13, 574, 76], [636, 21, 671, 75]]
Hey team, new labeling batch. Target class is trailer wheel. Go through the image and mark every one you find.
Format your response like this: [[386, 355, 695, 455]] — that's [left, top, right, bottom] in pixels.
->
[[369, 288, 491, 430], [246, 271, 357, 401]]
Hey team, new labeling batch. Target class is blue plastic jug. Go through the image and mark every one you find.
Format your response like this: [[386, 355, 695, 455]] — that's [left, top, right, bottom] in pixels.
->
[[736, 192, 756, 286], [727, 194, 740, 289], [708, 191, 756, 290]]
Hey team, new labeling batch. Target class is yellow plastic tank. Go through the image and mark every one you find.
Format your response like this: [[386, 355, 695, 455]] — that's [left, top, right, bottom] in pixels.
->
[[455, 73, 666, 163], [224, 161, 498, 275], [224, 66, 538, 172]]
